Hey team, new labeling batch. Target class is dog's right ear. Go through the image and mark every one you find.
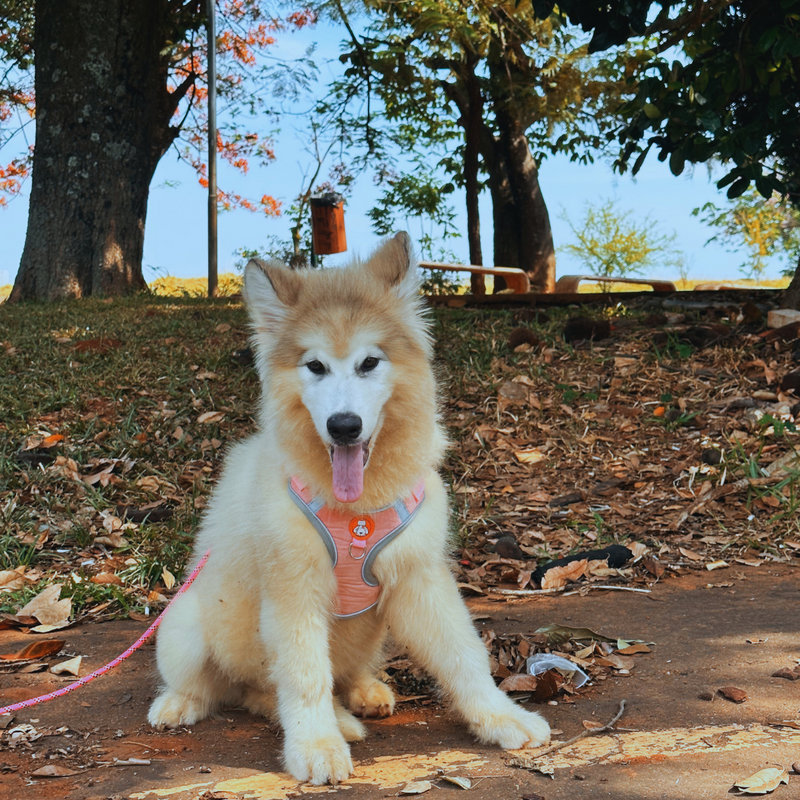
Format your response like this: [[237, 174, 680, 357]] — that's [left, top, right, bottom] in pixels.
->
[[244, 258, 302, 333]]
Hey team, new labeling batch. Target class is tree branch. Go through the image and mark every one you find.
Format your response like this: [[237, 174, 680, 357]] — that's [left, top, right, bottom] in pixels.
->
[[332, 0, 374, 152]]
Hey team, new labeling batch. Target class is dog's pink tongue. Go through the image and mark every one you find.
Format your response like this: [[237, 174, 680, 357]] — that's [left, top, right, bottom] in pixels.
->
[[332, 444, 364, 503]]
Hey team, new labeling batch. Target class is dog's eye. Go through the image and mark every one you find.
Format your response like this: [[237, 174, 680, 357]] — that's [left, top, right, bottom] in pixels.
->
[[306, 360, 326, 375], [360, 356, 379, 373]]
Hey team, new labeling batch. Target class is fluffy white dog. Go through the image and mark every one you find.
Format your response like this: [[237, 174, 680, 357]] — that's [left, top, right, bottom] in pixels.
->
[[148, 233, 550, 784]]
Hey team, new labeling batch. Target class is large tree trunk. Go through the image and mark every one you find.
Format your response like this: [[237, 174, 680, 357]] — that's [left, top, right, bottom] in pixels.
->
[[10, 0, 181, 301], [486, 107, 556, 293], [784, 255, 800, 309]]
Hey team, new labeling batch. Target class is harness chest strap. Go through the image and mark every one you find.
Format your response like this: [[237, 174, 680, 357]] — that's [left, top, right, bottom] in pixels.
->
[[288, 477, 425, 618]]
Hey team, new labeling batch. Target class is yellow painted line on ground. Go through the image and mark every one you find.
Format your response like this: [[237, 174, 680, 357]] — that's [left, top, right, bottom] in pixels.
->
[[516, 722, 800, 771], [130, 781, 212, 798], [131, 749, 487, 799], [131, 725, 800, 798]]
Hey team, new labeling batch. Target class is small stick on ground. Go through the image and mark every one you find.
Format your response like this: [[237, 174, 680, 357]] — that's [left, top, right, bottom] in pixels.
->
[[532, 699, 627, 760]]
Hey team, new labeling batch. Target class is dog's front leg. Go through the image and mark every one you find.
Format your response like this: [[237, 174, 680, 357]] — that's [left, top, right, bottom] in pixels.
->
[[263, 596, 352, 785], [384, 564, 550, 749]]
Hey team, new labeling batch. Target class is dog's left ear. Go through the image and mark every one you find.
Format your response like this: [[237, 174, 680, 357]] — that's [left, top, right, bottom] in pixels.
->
[[365, 232, 418, 297]]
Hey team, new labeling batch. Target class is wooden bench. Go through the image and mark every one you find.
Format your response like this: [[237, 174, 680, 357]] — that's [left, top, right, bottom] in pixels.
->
[[554, 275, 676, 293], [419, 261, 530, 294]]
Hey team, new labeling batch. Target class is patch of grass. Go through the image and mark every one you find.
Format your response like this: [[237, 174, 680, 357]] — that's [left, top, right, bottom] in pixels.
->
[[0, 293, 257, 618]]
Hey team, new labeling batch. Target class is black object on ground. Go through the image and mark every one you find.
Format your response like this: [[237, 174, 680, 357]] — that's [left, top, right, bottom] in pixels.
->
[[532, 544, 633, 586]]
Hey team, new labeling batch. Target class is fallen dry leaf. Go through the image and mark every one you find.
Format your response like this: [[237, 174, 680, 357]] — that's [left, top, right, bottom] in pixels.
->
[[17, 585, 71, 628], [534, 623, 645, 647], [438, 775, 471, 789], [617, 643, 651, 655], [94, 532, 127, 549], [0, 640, 65, 662], [718, 686, 747, 703], [50, 655, 82, 676], [772, 668, 800, 681], [0, 568, 29, 592], [72, 337, 121, 354], [540, 559, 587, 590], [161, 567, 176, 590], [734, 767, 789, 794], [400, 780, 433, 794], [628, 541, 649, 559], [90, 572, 123, 586], [642, 556, 665, 578], [30, 764, 80, 777], [514, 448, 546, 465], [679, 547, 704, 561], [498, 674, 539, 692], [596, 654, 635, 671], [197, 410, 225, 424]]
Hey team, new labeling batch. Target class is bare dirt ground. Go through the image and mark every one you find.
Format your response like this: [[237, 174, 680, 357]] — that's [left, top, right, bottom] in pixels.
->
[[1, 564, 798, 800]]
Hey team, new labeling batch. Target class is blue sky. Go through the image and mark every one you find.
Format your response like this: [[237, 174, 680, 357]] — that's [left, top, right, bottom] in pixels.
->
[[0, 17, 789, 287]]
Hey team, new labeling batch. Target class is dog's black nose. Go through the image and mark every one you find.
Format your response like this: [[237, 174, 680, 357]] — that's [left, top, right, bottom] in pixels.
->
[[327, 412, 362, 444]]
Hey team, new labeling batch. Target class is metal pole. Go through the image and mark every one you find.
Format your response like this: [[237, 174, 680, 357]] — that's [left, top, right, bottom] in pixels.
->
[[207, 0, 218, 298]]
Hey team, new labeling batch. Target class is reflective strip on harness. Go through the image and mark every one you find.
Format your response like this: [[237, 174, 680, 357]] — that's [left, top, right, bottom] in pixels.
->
[[288, 477, 425, 618]]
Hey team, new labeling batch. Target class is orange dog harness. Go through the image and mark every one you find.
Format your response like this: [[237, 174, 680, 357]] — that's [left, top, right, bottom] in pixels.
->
[[288, 477, 425, 618]]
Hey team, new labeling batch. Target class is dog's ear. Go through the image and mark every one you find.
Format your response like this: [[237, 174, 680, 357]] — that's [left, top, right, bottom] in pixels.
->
[[364, 232, 417, 296], [244, 258, 302, 332]]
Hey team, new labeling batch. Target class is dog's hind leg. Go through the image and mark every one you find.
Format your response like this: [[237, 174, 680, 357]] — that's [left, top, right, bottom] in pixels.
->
[[333, 697, 367, 742], [148, 591, 234, 729], [332, 613, 395, 719]]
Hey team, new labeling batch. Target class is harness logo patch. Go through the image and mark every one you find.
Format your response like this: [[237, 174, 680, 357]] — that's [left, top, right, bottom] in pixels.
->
[[349, 516, 375, 540]]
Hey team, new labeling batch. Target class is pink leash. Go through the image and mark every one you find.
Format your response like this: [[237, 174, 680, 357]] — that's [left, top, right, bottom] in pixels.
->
[[0, 550, 210, 717]]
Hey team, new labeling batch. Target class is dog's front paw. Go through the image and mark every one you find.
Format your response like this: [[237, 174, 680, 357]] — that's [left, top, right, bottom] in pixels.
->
[[471, 704, 550, 750], [347, 678, 395, 718], [148, 693, 207, 729], [284, 734, 353, 785]]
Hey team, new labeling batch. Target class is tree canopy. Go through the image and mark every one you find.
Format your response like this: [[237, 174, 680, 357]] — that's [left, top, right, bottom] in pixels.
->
[[0, 0, 314, 299], [332, 0, 645, 291]]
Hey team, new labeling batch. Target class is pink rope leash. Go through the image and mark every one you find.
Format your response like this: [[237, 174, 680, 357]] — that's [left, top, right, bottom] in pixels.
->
[[0, 550, 210, 717]]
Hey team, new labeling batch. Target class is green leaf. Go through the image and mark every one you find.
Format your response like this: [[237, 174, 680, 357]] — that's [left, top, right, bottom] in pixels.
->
[[669, 150, 685, 176], [756, 27, 779, 52], [727, 177, 751, 199], [643, 102, 660, 119]]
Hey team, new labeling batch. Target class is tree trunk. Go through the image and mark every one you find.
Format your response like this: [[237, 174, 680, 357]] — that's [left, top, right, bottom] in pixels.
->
[[486, 107, 556, 293], [10, 0, 180, 301], [783, 254, 800, 309], [463, 54, 484, 296]]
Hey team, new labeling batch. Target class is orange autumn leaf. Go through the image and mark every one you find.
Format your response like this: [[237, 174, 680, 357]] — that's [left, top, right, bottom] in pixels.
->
[[0, 639, 65, 661], [540, 559, 588, 590]]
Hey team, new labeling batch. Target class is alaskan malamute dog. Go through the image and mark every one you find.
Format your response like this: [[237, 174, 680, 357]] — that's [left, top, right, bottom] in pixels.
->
[[148, 233, 549, 784]]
